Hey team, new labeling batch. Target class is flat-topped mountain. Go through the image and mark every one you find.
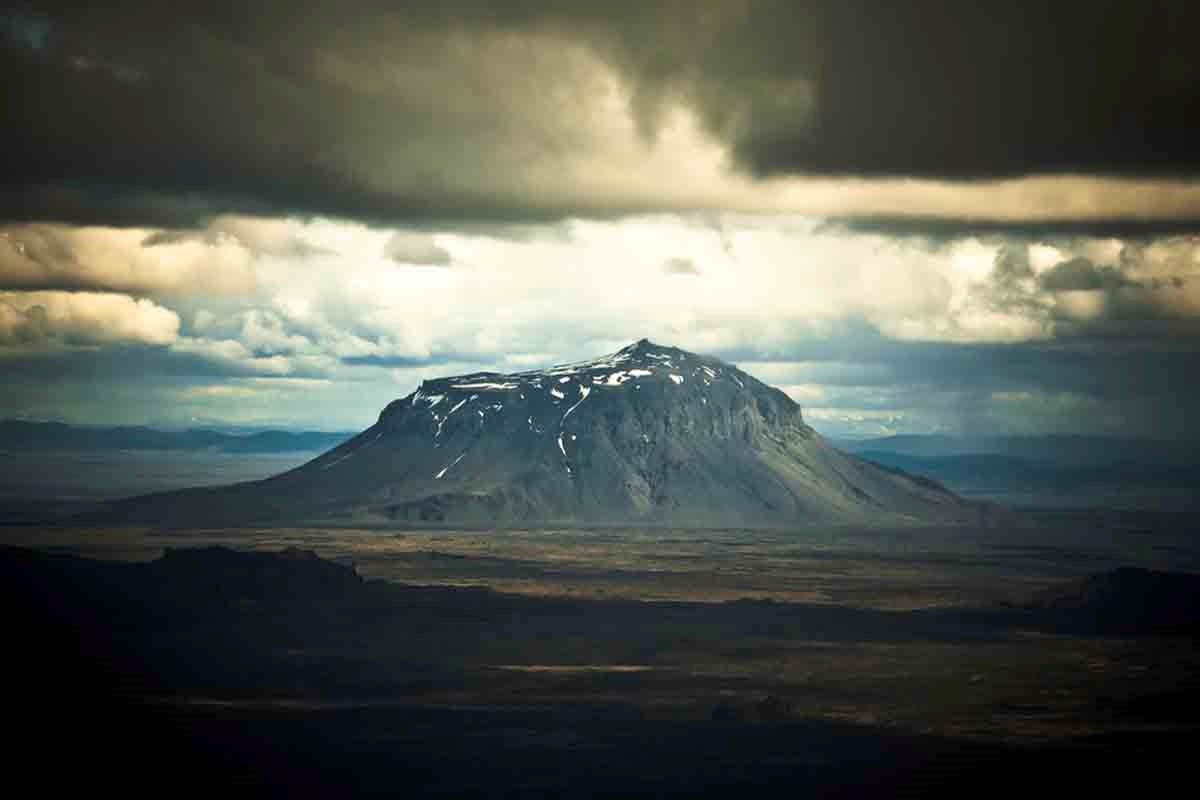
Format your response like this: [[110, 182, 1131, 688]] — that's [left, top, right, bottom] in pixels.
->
[[99, 340, 991, 527]]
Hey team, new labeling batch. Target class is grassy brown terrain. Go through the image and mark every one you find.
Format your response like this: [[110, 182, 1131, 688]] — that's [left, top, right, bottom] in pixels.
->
[[3, 511, 1199, 796], [6, 512, 1200, 744]]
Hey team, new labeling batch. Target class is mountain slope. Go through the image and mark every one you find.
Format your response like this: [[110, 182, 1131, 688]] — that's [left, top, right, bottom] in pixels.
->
[[100, 340, 990, 527]]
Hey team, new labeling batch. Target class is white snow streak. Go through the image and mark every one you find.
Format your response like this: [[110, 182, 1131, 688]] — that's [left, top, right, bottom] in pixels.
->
[[561, 385, 590, 421], [451, 381, 520, 390], [558, 431, 573, 475], [435, 451, 466, 479], [596, 371, 627, 386], [595, 368, 654, 386]]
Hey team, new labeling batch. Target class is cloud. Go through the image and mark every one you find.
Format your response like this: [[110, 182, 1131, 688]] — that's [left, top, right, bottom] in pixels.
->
[[174, 384, 260, 401], [237, 310, 312, 356], [168, 337, 294, 377], [0, 223, 256, 295], [144, 216, 331, 259], [3, 2, 1200, 230], [2, 212, 1200, 437], [1040, 257, 1137, 291], [0, 290, 179, 347], [383, 232, 452, 266], [662, 256, 699, 274], [680, 1, 1200, 181]]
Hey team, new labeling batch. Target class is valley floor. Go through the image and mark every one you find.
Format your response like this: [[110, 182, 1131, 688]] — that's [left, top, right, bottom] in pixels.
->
[[5, 510, 1200, 796], [7, 510, 1200, 607]]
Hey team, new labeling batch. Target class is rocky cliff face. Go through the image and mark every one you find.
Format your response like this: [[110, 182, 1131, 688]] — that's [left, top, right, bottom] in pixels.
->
[[102, 340, 989, 527]]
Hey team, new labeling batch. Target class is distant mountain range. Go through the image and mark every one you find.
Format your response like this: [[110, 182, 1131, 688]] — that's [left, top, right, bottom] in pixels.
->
[[0, 420, 354, 454], [95, 340, 992, 527], [834, 434, 1200, 508], [833, 434, 1200, 467]]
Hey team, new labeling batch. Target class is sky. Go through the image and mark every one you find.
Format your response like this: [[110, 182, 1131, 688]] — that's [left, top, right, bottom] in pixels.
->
[[2, 1, 1199, 438]]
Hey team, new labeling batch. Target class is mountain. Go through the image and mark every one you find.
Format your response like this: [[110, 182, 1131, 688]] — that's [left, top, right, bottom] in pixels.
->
[[98, 340, 991, 527], [0, 420, 353, 454]]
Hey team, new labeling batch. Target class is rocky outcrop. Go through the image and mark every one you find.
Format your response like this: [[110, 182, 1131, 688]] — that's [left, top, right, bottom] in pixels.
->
[[1026, 567, 1200, 634]]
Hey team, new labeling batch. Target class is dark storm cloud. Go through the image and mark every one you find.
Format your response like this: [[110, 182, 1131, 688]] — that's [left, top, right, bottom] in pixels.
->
[[1, 0, 669, 227], [731, 325, 1200, 438], [141, 225, 329, 260], [830, 217, 1200, 240], [717, 2, 1200, 180], [0, 345, 227, 382], [4, 1, 1200, 227], [341, 353, 470, 369], [716, 314, 1197, 395], [1040, 258, 1137, 291], [0, 8, 51, 52]]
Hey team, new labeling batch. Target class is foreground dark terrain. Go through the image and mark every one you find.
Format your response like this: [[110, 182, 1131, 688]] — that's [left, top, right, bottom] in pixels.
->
[[5, 513, 1200, 797]]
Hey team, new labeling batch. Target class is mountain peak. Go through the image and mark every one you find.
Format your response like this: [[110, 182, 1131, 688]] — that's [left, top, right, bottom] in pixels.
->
[[621, 337, 659, 353], [410, 340, 748, 404]]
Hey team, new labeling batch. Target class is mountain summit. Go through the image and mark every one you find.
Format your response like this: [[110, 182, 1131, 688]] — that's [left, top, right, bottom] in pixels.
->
[[103, 340, 989, 526]]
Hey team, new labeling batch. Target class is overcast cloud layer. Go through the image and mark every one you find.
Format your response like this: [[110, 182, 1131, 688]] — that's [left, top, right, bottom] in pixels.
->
[[2, 2, 1199, 437], [5, 0, 1200, 228]]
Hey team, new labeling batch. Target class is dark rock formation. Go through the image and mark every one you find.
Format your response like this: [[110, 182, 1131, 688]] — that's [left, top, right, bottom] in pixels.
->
[[1026, 566, 1200, 634]]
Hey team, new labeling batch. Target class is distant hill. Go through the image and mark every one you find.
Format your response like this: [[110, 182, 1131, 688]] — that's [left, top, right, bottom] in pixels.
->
[[835, 434, 1199, 467], [830, 435, 1200, 509], [0, 420, 354, 454], [852, 451, 1200, 492]]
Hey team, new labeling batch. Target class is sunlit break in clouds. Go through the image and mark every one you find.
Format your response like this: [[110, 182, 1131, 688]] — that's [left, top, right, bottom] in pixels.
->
[[2, 1, 1199, 439]]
